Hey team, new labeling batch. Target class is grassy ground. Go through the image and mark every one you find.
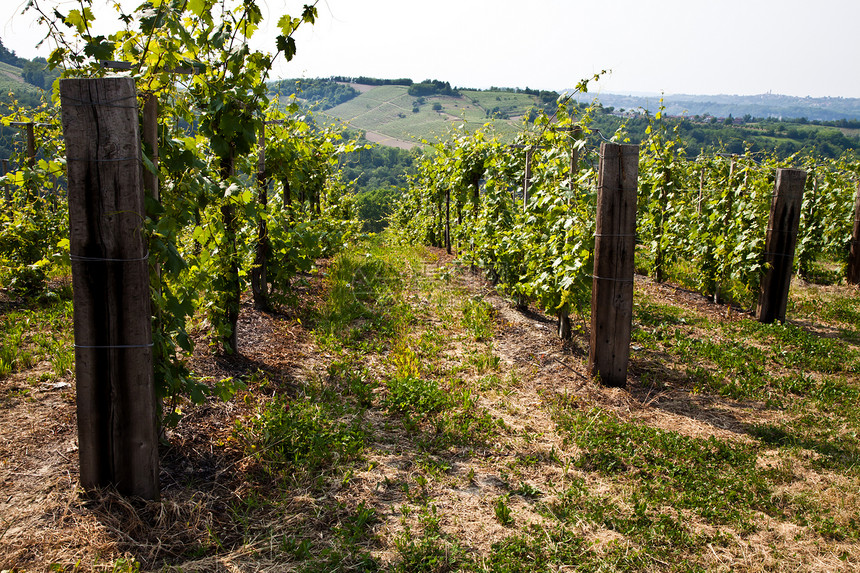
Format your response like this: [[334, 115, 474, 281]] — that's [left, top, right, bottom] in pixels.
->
[[1, 241, 860, 571]]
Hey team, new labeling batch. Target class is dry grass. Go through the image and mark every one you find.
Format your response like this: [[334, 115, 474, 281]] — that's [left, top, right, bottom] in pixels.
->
[[1, 247, 859, 571]]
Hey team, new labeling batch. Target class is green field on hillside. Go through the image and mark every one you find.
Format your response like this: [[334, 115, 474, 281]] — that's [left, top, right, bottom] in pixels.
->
[[0, 61, 31, 95], [323, 85, 533, 147]]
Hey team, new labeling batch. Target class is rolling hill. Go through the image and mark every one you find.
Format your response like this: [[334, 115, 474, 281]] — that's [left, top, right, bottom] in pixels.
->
[[316, 84, 543, 149]]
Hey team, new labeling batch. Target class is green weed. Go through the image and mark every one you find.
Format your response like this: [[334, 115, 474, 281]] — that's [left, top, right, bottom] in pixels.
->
[[470, 349, 501, 374], [461, 297, 495, 340], [494, 495, 514, 526], [385, 375, 448, 418], [392, 504, 469, 572], [235, 396, 366, 472], [553, 406, 770, 527], [317, 244, 414, 350]]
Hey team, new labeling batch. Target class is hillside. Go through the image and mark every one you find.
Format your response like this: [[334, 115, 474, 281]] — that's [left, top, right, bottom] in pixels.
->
[[568, 91, 860, 122], [316, 84, 540, 149], [288, 80, 860, 159], [0, 60, 44, 104]]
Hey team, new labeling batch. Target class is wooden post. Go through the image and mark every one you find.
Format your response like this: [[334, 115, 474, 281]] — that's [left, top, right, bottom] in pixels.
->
[[445, 186, 451, 254], [756, 168, 807, 323], [846, 183, 860, 285], [558, 132, 580, 340], [282, 177, 293, 221], [1, 158, 9, 202], [523, 148, 532, 211], [798, 173, 818, 280], [220, 147, 240, 354], [438, 193, 444, 247], [697, 166, 705, 214], [589, 142, 639, 387], [653, 167, 671, 283], [25, 122, 36, 168], [472, 172, 481, 220], [142, 94, 162, 334], [715, 157, 736, 304], [59, 77, 159, 499], [252, 121, 270, 310], [142, 95, 159, 201]]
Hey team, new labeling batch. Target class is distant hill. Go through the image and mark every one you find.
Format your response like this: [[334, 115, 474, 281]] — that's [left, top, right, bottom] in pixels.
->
[[567, 91, 860, 122], [288, 80, 557, 149]]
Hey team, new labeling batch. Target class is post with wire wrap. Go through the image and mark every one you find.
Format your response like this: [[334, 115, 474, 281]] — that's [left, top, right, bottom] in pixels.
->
[[756, 168, 807, 324], [59, 77, 159, 500], [588, 142, 639, 387]]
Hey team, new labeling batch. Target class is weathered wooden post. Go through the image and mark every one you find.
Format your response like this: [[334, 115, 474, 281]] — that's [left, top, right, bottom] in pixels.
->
[[220, 145, 240, 354], [558, 129, 581, 340], [756, 168, 807, 323], [252, 120, 269, 310], [653, 166, 671, 283], [1, 158, 9, 202], [142, 94, 163, 335], [8, 121, 38, 201], [60, 77, 159, 499], [142, 95, 159, 201], [25, 122, 36, 168], [715, 156, 736, 304], [697, 166, 705, 214], [846, 183, 860, 285], [445, 186, 451, 254], [523, 147, 532, 211], [589, 142, 639, 387]]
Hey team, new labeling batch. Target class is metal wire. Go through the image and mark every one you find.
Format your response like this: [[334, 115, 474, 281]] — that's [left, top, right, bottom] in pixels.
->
[[70, 251, 149, 263]]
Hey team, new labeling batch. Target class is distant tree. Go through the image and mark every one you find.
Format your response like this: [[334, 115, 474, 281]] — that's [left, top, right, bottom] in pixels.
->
[[408, 79, 458, 97], [0, 38, 26, 67], [355, 186, 399, 233], [21, 58, 59, 90], [269, 78, 358, 109]]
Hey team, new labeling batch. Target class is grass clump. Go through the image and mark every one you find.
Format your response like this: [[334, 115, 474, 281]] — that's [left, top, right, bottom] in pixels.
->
[[461, 297, 495, 340], [392, 504, 470, 573], [385, 375, 449, 418], [235, 396, 366, 473], [317, 243, 417, 350], [553, 406, 770, 527], [0, 297, 73, 379]]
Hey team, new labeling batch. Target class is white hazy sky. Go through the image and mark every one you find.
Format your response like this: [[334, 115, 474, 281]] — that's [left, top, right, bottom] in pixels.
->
[[4, 0, 860, 98]]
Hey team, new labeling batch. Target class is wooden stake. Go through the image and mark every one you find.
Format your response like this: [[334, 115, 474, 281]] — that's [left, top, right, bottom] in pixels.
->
[[25, 122, 35, 168], [60, 77, 159, 499], [757, 168, 807, 323], [558, 132, 581, 340], [589, 142, 639, 387], [847, 183, 860, 285], [445, 186, 451, 254], [282, 177, 293, 221], [142, 95, 159, 201], [523, 148, 532, 211], [142, 94, 162, 339], [252, 122, 269, 310], [697, 166, 705, 214], [1, 158, 8, 202], [220, 147, 240, 354], [653, 166, 670, 283], [715, 157, 736, 304], [799, 174, 818, 280]]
